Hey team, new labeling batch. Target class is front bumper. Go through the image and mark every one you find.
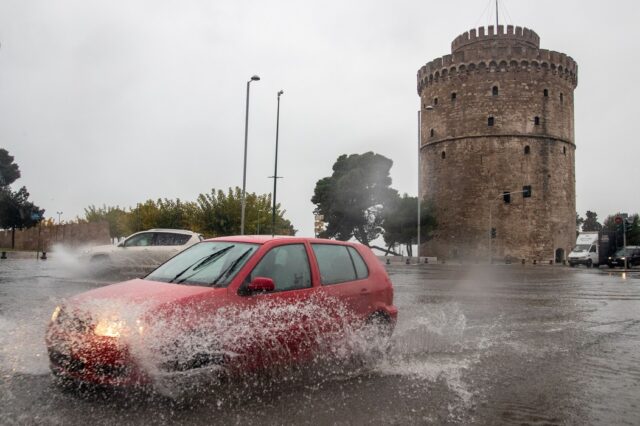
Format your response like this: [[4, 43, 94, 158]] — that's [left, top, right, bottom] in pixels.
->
[[46, 330, 149, 387], [568, 257, 591, 265]]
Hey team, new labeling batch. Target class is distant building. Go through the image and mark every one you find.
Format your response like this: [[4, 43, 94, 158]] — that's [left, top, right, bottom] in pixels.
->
[[417, 25, 578, 262]]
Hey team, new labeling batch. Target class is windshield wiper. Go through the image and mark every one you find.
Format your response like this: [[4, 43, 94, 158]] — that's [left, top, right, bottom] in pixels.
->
[[211, 248, 253, 286], [168, 245, 235, 283]]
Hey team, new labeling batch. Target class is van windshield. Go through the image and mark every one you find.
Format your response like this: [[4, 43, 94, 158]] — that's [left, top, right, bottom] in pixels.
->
[[573, 244, 591, 252]]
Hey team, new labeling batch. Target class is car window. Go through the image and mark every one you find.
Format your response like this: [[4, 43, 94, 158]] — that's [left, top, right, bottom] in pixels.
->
[[146, 242, 259, 286], [347, 246, 369, 279], [124, 232, 153, 247], [312, 244, 358, 285], [153, 232, 191, 246], [249, 244, 311, 292]]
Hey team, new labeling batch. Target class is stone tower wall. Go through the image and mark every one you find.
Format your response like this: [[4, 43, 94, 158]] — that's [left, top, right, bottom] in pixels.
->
[[417, 25, 578, 262]]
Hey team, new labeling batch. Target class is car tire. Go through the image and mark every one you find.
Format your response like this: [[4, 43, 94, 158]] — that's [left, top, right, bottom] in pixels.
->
[[364, 311, 393, 356], [569, 263, 575, 268], [586, 259, 593, 268]]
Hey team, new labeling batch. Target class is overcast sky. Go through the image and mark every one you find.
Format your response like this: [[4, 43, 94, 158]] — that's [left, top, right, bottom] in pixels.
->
[[1, 0, 638, 236]]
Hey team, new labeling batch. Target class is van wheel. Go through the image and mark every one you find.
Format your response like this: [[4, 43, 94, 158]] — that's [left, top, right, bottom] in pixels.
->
[[586, 259, 593, 268]]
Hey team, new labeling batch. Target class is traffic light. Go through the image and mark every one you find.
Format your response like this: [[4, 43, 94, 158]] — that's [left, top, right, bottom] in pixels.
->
[[502, 192, 511, 204], [522, 185, 532, 198], [491, 227, 497, 239]]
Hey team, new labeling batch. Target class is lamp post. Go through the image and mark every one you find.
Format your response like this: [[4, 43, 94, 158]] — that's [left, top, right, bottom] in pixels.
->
[[56, 211, 63, 225], [240, 75, 260, 235], [417, 105, 433, 258], [271, 90, 284, 237]]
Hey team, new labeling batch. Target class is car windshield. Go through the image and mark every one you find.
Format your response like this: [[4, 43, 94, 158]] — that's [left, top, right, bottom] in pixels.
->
[[615, 248, 633, 257], [573, 244, 591, 252], [145, 241, 259, 287]]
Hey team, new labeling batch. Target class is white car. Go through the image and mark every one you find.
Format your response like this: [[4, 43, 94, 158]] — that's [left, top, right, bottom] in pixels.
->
[[81, 229, 203, 272]]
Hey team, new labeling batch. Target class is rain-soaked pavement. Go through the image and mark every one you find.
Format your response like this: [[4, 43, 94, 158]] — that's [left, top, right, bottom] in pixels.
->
[[1, 256, 640, 425]]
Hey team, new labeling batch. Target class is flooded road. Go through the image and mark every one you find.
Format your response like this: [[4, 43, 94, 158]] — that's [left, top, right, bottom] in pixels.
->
[[1, 258, 639, 425]]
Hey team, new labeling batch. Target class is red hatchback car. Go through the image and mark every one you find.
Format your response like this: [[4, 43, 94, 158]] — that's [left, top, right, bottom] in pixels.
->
[[46, 236, 397, 389]]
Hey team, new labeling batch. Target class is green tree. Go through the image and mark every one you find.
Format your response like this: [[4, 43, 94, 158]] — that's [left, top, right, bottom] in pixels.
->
[[0, 150, 43, 248], [196, 188, 294, 237], [382, 194, 437, 256], [0, 186, 44, 248], [576, 213, 584, 234], [603, 213, 640, 246], [582, 210, 602, 232], [84, 205, 131, 238], [0, 149, 21, 187], [311, 152, 397, 246]]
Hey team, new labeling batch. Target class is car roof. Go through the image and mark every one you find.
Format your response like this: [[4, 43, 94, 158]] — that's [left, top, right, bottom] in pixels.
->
[[204, 235, 361, 246], [140, 229, 198, 235]]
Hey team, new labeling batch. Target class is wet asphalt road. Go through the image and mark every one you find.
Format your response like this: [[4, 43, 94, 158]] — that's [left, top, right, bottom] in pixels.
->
[[1, 257, 640, 425]]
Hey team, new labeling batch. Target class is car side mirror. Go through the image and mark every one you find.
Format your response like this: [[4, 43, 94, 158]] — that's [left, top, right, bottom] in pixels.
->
[[247, 277, 275, 293]]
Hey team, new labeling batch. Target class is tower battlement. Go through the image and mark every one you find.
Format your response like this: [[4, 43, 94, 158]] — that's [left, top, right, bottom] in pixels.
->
[[452, 25, 540, 53]]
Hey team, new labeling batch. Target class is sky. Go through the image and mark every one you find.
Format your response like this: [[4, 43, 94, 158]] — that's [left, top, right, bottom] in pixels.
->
[[0, 0, 639, 236]]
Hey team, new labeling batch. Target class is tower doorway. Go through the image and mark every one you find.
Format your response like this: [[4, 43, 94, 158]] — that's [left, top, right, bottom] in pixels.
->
[[555, 248, 565, 263]]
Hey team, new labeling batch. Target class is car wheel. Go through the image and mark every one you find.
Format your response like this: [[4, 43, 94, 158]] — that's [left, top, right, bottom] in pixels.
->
[[569, 263, 575, 268], [364, 312, 393, 356], [586, 259, 593, 268]]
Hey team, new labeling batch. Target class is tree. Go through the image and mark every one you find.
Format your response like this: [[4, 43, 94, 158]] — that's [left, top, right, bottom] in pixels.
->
[[311, 152, 397, 246], [603, 213, 640, 246], [576, 213, 584, 234], [196, 188, 295, 237], [382, 194, 437, 256], [582, 210, 602, 232], [0, 186, 44, 248], [84, 205, 132, 238], [0, 149, 21, 187], [0, 149, 43, 248]]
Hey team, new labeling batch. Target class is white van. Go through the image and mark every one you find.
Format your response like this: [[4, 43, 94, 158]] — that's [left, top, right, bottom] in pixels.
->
[[568, 232, 615, 268]]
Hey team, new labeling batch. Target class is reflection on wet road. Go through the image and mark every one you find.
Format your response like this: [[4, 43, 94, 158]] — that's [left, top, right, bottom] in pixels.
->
[[1, 258, 639, 425]]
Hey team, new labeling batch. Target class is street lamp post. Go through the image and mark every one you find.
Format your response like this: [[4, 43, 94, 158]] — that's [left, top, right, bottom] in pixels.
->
[[271, 90, 284, 237], [417, 106, 433, 258], [56, 211, 63, 225], [240, 75, 260, 235]]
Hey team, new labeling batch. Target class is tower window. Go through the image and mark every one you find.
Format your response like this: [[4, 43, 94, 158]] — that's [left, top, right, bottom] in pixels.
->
[[492, 86, 499, 96], [523, 185, 532, 198], [502, 192, 511, 204], [488, 116, 494, 126], [534, 116, 540, 125], [563, 146, 567, 155], [543, 89, 549, 97], [430, 128, 435, 137], [441, 151, 446, 159], [524, 145, 530, 154], [434, 97, 438, 105], [451, 92, 457, 101], [560, 93, 564, 103]]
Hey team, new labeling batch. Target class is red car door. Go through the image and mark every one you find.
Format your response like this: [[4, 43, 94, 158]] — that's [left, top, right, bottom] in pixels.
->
[[228, 242, 318, 371]]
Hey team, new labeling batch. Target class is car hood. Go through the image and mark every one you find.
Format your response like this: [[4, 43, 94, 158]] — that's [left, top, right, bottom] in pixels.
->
[[69, 279, 220, 309]]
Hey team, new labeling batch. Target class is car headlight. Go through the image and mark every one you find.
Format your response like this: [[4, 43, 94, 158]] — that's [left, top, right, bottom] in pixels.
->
[[621, 257, 626, 260], [51, 306, 61, 322], [94, 318, 127, 338], [93, 318, 145, 337]]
